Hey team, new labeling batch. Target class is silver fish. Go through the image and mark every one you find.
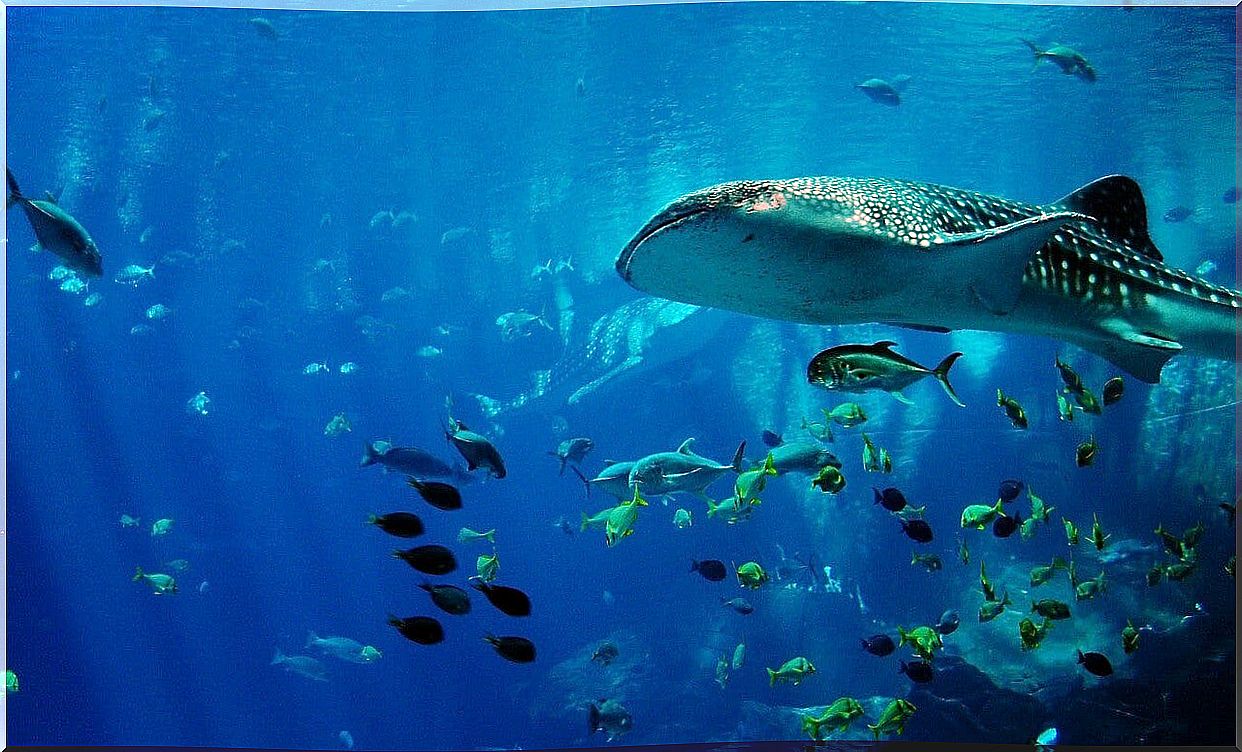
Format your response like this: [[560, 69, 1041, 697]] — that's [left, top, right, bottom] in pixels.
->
[[7, 169, 102, 276], [628, 438, 745, 497]]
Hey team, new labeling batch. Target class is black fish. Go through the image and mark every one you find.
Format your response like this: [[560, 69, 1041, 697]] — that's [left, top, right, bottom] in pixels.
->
[[393, 545, 457, 575], [1219, 502, 1236, 525], [387, 615, 444, 645], [901, 519, 933, 543], [691, 559, 728, 582], [484, 634, 536, 663], [874, 486, 907, 512], [761, 430, 783, 448], [935, 610, 960, 635], [721, 597, 754, 615], [361, 441, 468, 481], [1224, 187, 1238, 204], [367, 512, 424, 538], [998, 480, 1024, 503], [861, 634, 895, 657], [993, 512, 1022, 538], [471, 582, 532, 617], [1102, 377, 1124, 406], [1163, 206, 1193, 223], [1077, 649, 1113, 677], [419, 583, 471, 615], [900, 659, 934, 683], [406, 477, 463, 511]]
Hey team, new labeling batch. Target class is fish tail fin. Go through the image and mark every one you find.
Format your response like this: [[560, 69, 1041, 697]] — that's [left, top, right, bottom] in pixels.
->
[[360, 442, 379, 467], [730, 440, 747, 473], [571, 466, 591, 499], [485, 529, 496, 544], [6, 168, 22, 206], [305, 631, 319, 648], [867, 723, 881, 740], [933, 352, 965, 407], [763, 453, 777, 476], [1020, 38, 1044, 65], [580, 511, 590, 532], [766, 668, 777, 686], [132, 566, 144, 581], [271, 648, 286, 665]]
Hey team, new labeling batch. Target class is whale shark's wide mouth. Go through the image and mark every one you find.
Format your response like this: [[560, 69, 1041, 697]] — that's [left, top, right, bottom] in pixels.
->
[[616, 205, 711, 281]]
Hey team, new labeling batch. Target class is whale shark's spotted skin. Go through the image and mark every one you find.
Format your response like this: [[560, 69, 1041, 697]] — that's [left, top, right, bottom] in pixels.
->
[[617, 175, 1239, 382]]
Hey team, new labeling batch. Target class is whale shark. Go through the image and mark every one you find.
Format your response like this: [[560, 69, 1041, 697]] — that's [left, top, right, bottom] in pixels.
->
[[616, 175, 1240, 383], [471, 297, 731, 418]]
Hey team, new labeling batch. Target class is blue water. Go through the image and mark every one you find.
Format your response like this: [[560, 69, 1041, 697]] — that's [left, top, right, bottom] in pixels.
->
[[6, 3, 1237, 749]]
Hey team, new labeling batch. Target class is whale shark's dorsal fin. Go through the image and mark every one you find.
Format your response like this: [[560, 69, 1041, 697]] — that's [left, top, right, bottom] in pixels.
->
[[1053, 175, 1161, 261], [941, 212, 1089, 315]]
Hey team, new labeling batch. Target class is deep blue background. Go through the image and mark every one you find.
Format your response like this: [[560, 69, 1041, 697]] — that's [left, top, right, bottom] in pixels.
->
[[5, 3, 1237, 749]]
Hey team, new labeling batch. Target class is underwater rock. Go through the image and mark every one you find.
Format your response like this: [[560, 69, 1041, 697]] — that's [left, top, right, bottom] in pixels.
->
[[901, 655, 1048, 743]]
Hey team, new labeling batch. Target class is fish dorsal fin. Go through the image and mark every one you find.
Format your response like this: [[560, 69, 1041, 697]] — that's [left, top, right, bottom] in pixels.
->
[[677, 438, 697, 454], [1053, 176, 1162, 261], [942, 211, 1089, 315], [871, 340, 899, 351]]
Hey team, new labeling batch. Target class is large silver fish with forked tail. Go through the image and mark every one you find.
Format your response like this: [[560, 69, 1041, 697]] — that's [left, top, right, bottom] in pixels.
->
[[616, 176, 1239, 383]]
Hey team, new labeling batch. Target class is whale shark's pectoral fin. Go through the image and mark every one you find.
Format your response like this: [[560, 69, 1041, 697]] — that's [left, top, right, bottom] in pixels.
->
[[1081, 323, 1183, 383], [567, 356, 642, 405], [940, 211, 1089, 316]]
